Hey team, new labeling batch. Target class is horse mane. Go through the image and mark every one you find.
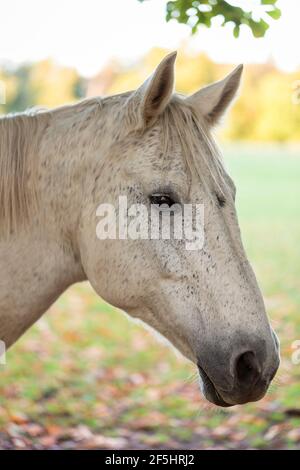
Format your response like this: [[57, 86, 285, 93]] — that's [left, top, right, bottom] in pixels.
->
[[0, 109, 50, 238], [160, 96, 230, 197], [0, 98, 103, 239]]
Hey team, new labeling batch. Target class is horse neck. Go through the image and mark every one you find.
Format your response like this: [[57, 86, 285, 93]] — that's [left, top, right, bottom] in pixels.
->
[[35, 99, 113, 264]]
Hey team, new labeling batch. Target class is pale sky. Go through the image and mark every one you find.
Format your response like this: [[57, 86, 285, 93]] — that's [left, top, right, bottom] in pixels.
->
[[0, 0, 299, 77]]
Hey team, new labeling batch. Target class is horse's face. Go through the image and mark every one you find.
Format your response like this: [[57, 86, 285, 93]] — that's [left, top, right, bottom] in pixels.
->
[[80, 53, 280, 407]]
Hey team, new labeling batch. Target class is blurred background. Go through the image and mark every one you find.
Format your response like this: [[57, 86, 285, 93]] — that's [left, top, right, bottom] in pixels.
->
[[0, 0, 300, 449]]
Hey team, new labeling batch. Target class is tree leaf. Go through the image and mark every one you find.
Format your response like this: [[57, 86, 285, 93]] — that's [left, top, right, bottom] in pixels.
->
[[267, 8, 282, 20], [233, 25, 240, 38]]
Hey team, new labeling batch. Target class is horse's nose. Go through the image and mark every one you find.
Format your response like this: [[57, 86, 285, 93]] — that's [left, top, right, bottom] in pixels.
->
[[234, 351, 261, 388], [197, 332, 280, 406], [227, 343, 279, 404]]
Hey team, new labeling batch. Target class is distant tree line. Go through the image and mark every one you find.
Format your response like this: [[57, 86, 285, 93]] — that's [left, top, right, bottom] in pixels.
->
[[1, 48, 299, 142]]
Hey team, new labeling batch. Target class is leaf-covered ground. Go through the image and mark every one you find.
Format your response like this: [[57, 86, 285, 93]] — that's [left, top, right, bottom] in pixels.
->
[[0, 145, 300, 449]]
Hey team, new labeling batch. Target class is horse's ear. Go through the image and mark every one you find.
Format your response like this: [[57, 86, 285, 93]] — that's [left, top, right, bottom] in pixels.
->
[[187, 65, 243, 126], [129, 52, 177, 127]]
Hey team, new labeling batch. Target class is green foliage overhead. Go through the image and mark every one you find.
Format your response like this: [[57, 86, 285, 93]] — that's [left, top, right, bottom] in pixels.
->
[[138, 0, 281, 37]]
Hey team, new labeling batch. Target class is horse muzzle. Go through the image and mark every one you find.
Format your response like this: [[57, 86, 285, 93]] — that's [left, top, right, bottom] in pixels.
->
[[197, 332, 280, 407]]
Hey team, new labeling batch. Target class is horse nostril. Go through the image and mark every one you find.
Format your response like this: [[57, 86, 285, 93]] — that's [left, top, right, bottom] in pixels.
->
[[235, 351, 260, 386]]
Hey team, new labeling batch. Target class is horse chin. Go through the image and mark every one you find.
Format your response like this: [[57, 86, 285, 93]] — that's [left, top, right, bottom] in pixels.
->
[[197, 366, 234, 408]]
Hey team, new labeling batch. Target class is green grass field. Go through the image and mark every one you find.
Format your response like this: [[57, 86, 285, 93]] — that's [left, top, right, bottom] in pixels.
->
[[0, 144, 300, 449]]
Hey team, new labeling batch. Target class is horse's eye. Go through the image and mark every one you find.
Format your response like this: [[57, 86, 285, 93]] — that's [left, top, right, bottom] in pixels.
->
[[149, 193, 175, 208]]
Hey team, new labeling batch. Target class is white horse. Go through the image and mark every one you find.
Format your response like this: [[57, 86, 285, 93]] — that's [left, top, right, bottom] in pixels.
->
[[0, 52, 279, 407]]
